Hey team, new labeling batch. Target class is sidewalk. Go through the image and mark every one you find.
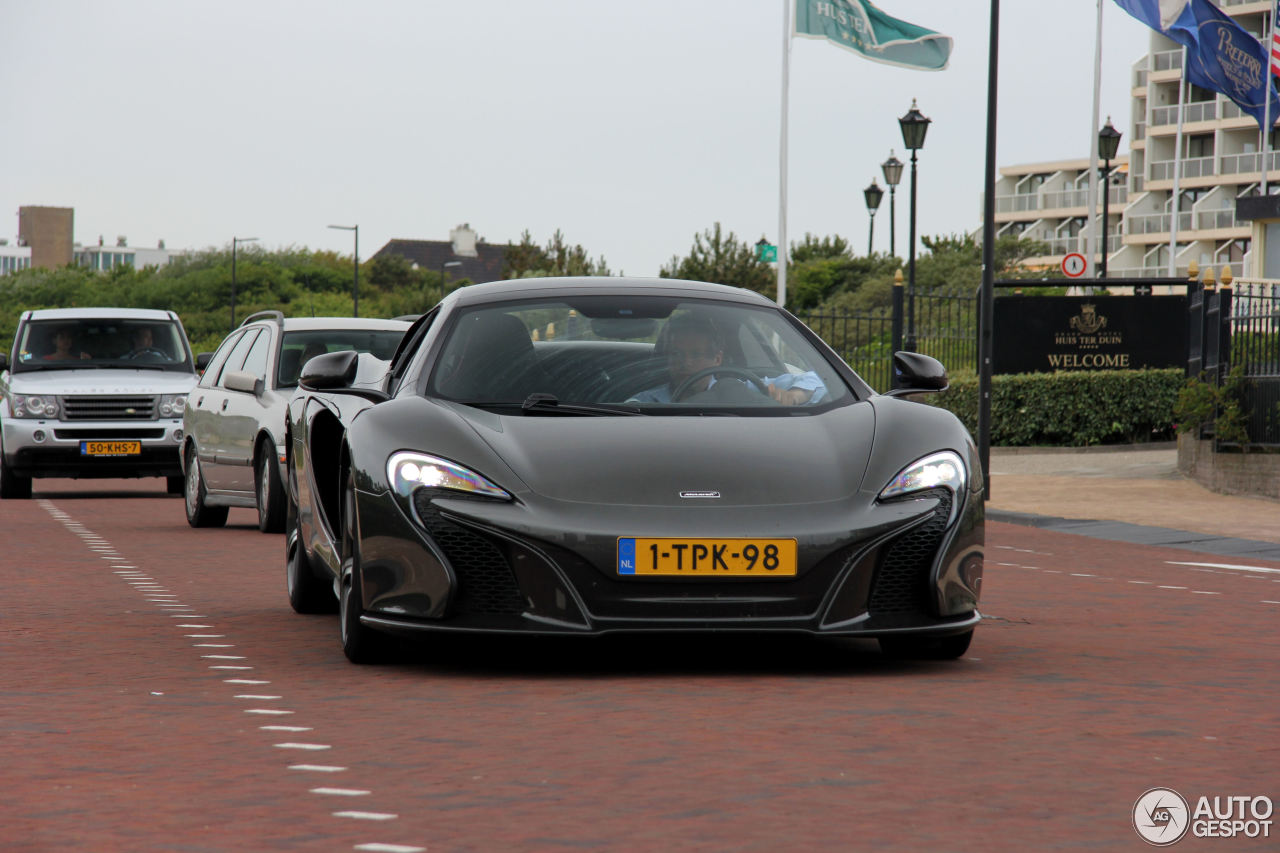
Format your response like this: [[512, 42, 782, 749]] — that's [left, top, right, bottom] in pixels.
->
[[985, 443, 1280, 562]]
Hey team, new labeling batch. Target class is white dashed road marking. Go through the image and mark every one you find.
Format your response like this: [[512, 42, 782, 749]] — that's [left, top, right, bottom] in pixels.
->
[[40, 500, 423, 852]]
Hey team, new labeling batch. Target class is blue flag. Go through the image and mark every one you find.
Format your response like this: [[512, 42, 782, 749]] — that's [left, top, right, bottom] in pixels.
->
[[1114, 0, 1280, 130]]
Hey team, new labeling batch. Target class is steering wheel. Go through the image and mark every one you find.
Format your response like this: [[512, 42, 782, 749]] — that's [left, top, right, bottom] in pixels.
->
[[672, 366, 770, 401], [126, 347, 167, 361]]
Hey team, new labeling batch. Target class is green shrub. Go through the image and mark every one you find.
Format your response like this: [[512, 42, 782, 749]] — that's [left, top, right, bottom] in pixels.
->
[[1173, 366, 1251, 448], [926, 368, 1184, 446]]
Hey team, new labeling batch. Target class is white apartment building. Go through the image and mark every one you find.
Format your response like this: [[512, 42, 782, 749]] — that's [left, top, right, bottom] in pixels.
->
[[0, 240, 32, 275], [995, 0, 1271, 282]]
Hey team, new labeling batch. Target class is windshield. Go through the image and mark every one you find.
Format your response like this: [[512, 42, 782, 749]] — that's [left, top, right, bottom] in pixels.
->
[[428, 296, 852, 414], [277, 328, 405, 387], [13, 318, 193, 373]]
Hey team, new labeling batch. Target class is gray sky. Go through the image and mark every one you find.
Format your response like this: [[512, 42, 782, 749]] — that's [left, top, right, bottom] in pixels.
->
[[2, 1, 1151, 277]]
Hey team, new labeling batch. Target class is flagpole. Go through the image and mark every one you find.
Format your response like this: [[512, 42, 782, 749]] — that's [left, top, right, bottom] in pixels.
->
[[1087, 0, 1103, 283], [777, 0, 791, 308], [1169, 45, 1187, 277], [1264, 2, 1276, 195]]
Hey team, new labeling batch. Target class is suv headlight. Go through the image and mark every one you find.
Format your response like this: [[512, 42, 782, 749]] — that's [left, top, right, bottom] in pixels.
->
[[11, 394, 60, 418], [879, 451, 966, 500], [388, 451, 511, 500], [158, 394, 187, 417]]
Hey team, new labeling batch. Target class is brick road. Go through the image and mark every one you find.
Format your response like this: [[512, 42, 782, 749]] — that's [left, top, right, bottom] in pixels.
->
[[2, 479, 1277, 851]]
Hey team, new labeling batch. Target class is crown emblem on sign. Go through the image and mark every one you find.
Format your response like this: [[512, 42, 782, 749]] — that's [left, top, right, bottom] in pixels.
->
[[1069, 303, 1107, 335]]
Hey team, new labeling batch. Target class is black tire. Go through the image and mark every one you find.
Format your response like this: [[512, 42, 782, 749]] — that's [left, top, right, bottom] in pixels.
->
[[255, 443, 286, 533], [287, 500, 335, 614], [339, 472, 390, 663], [165, 475, 184, 495], [0, 449, 32, 499], [879, 629, 974, 661], [184, 450, 228, 528]]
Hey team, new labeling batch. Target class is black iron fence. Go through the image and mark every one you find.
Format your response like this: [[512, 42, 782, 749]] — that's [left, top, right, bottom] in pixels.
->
[[798, 293, 977, 392], [1227, 281, 1280, 446]]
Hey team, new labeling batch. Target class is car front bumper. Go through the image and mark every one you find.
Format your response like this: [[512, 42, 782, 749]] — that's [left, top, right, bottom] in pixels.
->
[[2, 417, 186, 479], [351, 482, 985, 639]]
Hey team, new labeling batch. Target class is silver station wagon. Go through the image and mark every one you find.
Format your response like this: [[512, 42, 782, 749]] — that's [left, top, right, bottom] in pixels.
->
[[182, 311, 409, 532]]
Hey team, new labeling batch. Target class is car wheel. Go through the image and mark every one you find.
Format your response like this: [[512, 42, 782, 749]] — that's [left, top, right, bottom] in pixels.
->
[[339, 472, 390, 664], [184, 451, 228, 528], [166, 475, 184, 495], [0, 448, 32, 499], [287, 503, 335, 614], [878, 628, 973, 661], [255, 444, 285, 534]]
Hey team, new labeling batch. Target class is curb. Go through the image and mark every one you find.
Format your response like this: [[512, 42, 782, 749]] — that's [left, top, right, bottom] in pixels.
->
[[986, 508, 1280, 563]]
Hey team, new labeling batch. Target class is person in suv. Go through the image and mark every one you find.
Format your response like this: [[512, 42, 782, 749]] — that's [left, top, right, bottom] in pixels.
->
[[0, 308, 200, 499]]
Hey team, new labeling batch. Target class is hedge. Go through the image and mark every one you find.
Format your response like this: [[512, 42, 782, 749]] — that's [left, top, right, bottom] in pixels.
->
[[924, 368, 1184, 446]]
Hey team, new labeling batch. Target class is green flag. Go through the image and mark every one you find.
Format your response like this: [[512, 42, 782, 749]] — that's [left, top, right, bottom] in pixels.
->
[[795, 0, 952, 71]]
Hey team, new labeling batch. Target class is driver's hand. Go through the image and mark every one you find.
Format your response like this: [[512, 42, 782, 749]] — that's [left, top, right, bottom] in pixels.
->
[[767, 384, 811, 406]]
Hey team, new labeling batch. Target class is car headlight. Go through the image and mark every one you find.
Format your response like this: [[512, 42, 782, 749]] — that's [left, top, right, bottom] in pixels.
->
[[879, 451, 966, 500], [387, 451, 511, 500], [158, 394, 187, 417], [11, 394, 59, 418]]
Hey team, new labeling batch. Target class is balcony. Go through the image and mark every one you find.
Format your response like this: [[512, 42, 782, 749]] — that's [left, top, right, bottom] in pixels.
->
[[1126, 211, 1194, 234], [1219, 150, 1280, 175], [995, 194, 1041, 214], [1151, 49, 1182, 72], [1149, 156, 1215, 181], [1151, 101, 1217, 126], [1196, 209, 1243, 230]]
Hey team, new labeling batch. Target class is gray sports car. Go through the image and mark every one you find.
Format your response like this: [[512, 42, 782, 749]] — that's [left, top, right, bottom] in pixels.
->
[[285, 277, 984, 663]]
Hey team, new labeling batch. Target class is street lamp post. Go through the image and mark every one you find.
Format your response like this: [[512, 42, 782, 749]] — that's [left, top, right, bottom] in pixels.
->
[[880, 151, 904, 257], [863, 179, 884, 256], [440, 260, 462, 302], [899, 99, 931, 353], [1097, 118, 1122, 280], [328, 224, 359, 317], [230, 236, 258, 330]]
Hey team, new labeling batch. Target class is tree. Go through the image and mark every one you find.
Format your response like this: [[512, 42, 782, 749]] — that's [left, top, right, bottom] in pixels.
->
[[502, 230, 611, 279], [790, 233, 851, 264], [660, 222, 774, 297]]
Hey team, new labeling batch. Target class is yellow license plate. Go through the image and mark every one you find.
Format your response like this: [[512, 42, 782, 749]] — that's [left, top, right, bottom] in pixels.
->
[[618, 538, 797, 577], [81, 441, 141, 456]]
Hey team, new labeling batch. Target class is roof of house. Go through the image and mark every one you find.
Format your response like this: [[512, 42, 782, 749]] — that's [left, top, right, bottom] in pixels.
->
[[371, 239, 509, 285]]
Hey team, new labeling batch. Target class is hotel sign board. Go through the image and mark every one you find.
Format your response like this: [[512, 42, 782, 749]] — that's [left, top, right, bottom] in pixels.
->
[[993, 295, 1188, 374]]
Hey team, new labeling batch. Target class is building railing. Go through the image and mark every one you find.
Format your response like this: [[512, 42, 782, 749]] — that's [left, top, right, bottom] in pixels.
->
[[996, 185, 1127, 215], [1149, 156, 1215, 181], [1152, 49, 1183, 71], [995, 194, 1040, 214], [1151, 101, 1217, 126], [1195, 209, 1242, 230], [1219, 150, 1280, 174], [1126, 211, 1194, 234]]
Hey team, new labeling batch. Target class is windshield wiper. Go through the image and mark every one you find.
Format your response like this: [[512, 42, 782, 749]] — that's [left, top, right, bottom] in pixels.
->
[[516, 393, 643, 416]]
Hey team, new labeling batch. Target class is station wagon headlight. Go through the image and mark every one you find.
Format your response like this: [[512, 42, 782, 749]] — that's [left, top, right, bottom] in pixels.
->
[[158, 394, 187, 417], [879, 451, 966, 500], [12, 394, 59, 418], [388, 451, 511, 500]]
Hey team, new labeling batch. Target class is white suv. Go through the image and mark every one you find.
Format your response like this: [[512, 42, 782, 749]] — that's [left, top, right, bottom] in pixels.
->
[[0, 307, 200, 499]]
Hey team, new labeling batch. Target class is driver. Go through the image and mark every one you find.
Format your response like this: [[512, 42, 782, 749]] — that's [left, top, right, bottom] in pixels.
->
[[629, 314, 824, 405], [124, 326, 164, 359]]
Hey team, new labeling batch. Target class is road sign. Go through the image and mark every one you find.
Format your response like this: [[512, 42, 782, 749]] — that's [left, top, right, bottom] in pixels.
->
[[756, 243, 777, 263], [1062, 253, 1087, 278]]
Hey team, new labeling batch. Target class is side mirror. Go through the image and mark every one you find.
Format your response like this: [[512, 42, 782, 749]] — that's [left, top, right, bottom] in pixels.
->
[[884, 351, 949, 397], [223, 369, 265, 396], [196, 352, 213, 371], [299, 349, 359, 391]]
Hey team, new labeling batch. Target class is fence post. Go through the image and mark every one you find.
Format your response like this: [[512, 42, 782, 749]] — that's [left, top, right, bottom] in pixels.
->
[[1186, 260, 1202, 379], [1216, 265, 1233, 383]]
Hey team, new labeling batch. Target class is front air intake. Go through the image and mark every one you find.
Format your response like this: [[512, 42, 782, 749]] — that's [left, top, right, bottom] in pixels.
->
[[868, 487, 953, 615]]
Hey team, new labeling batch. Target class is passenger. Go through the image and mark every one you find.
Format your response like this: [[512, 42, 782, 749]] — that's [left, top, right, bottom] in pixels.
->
[[43, 327, 90, 361], [628, 314, 824, 405]]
